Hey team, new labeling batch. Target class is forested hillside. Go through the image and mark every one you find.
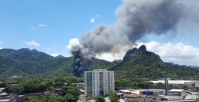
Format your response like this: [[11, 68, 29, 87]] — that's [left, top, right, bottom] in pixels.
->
[[0, 46, 199, 80], [112, 45, 199, 80], [0, 48, 114, 78]]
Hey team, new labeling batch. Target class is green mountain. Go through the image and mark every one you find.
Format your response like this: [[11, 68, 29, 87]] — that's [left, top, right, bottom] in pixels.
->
[[0, 48, 68, 77], [0, 46, 199, 80], [0, 48, 114, 78], [112, 45, 199, 80]]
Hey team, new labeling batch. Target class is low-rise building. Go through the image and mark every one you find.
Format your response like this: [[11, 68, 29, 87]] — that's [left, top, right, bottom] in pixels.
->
[[118, 90, 131, 94], [54, 88, 61, 94], [167, 89, 186, 100], [119, 89, 165, 95], [0, 88, 5, 93], [44, 92, 51, 96], [7, 76, 22, 80], [193, 81, 199, 91], [150, 80, 196, 88], [119, 89, 187, 101], [17, 95, 26, 102], [0, 99, 11, 102], [0, 93, 8, 99]]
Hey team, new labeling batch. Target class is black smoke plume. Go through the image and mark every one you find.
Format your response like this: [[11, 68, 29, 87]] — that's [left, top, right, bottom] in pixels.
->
[[70, 0, 199, 77], [71, 45, 95, 77]]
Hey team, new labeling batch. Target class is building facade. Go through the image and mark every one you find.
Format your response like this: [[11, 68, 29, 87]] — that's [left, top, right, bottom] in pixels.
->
[[84, 69, 115, 98]]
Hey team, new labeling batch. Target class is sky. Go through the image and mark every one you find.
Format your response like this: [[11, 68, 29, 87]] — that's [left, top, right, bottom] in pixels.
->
[[0, 0, 122, 56], [0, 0, 199, 66]]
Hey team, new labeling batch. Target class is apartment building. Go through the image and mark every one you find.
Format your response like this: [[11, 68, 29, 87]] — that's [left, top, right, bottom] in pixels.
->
[[84, 69, 115, 98]]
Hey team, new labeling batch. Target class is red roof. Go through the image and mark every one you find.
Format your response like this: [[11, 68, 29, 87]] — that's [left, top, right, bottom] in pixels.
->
[[123, 94, 147, 98]]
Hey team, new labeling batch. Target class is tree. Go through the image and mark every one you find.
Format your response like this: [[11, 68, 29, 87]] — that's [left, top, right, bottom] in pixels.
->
[[96, 97, 105, 102], [58, 86, 81, 99], [26, 95, 65, 102], [48, 86, 54, 92], [108, 91, 119, 102], [153, 83, 165, 89], [5, 85, 24, 94], [65, 94, 77, 102]]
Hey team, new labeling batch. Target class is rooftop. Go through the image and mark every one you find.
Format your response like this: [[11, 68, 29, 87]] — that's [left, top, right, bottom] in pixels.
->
[[0, 99, 11, 102], [0, 92, 8, 96], [93, 69, 107, 71], [150, 80, 197, 84], [85, 69, 114, 72], [0, 88, 5, 90], [119, 89, 165, 94], [80, 89, 84, 92], [169, 89, 184, 92]]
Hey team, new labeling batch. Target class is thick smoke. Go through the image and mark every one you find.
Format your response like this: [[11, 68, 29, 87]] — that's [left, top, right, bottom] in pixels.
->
[[71, 45, 95, 77], [71, 0, 199, 77]]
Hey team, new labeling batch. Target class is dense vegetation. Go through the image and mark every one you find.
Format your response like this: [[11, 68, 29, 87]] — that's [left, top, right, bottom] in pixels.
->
[[0, 48, 72, 77], [109, 91, 119, 102], [25, 95, 66, 102], [0, 77, 83, 102], [2, 77, 83, 94], [25, 86, 81, 102], [1, 45, 199, 80]]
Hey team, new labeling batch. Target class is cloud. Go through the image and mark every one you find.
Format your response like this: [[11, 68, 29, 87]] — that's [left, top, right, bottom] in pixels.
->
[[25, 40, 40, 46], [67, 38, 81, 50], [38, 23, 48, 27], [138, 42, 199, 66], [90, 18, 95, 23], [31, 27, 35, 29], [97, 14, 100, 17], [95, 41, 199, 66], [47, 46, 57, 51], [136, 42, 198, 59], [50, 54, 59, 57], [0, 47, 2, 50]]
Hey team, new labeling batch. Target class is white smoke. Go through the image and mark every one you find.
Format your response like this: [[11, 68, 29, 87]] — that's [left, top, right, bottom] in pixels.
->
[[67, 38, 81, 50]]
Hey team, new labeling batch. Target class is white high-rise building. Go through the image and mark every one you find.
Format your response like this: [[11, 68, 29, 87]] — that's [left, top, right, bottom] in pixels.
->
[[84, 69, 115, 98]]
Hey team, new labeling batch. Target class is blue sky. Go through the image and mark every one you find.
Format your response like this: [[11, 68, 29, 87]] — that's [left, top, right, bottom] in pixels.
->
[[0, 0, 122, 56], [1, 0, 199, 66]]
